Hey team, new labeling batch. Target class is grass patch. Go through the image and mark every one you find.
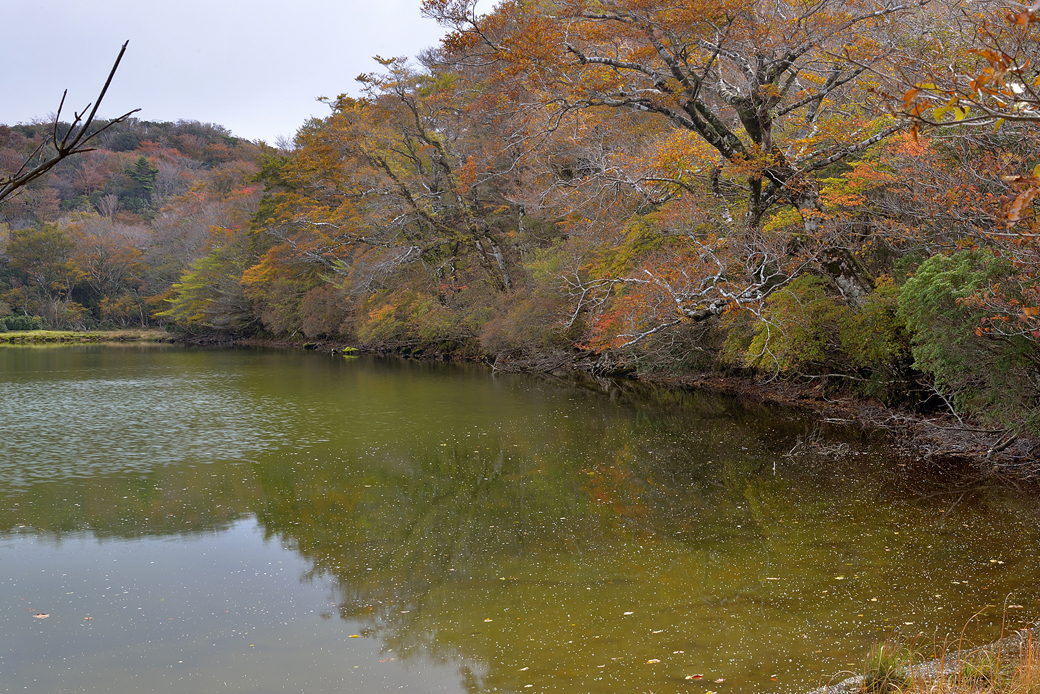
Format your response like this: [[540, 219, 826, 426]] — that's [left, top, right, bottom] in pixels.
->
[[0, 329, 170, 345], [861, 642, 913, 692], [826, 630, 1038, 694]]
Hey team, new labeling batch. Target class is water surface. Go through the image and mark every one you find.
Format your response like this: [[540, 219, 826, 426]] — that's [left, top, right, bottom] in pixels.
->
[[1, 346, 1037, 693]]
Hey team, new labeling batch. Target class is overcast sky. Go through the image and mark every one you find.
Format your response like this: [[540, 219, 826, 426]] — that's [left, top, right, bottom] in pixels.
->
[[1, 0, 470, 144]]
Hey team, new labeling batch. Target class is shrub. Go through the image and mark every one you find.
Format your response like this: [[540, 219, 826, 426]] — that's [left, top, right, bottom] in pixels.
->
[[744, 274, 846, 371], [0, 314, 45, 331], [731, 274, 912, 400], [897, 249, 1040, 431]]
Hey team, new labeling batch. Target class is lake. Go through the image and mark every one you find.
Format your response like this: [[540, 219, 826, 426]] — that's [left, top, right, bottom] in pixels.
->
[[1, 346, 1037, 693]]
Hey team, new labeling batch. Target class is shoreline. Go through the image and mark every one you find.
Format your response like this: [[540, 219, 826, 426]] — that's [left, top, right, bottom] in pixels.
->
[[7, 329, 1034, 476], [230, 335, 1040, 479], [808, 628, 1037, 694]]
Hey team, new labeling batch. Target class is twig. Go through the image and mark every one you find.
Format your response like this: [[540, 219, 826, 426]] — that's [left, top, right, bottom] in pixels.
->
[[0, 41, 139, 204]]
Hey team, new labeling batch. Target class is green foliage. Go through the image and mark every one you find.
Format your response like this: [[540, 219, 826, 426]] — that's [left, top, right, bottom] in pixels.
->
[[897, 249, 1040, 431], [481, 243, 579, 356], [0, 314, 46, 331], [594, 218, 665, 278], [744, 274, 907, 363], [118, 156, 159, 213], [157, 240, 255, 333], [745, 275, 846, 371], [727, 275, 912, 400], [357, 289, 486, 355]]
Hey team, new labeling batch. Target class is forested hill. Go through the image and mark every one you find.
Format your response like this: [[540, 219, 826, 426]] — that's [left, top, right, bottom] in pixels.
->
[[0, 118, 264, 329], [1, 0, 1038, 441]]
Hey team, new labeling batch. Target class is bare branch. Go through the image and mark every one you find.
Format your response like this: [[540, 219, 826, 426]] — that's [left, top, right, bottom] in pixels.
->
[[0, 41, 140, 204]]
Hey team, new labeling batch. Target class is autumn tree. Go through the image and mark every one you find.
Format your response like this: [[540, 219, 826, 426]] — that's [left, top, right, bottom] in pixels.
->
[[426, 0, 924, 326], [67, 214, 148, 326], [3, 224, 85, 327], [895, 0, 1040, 336], [244, 56, 533, 345]]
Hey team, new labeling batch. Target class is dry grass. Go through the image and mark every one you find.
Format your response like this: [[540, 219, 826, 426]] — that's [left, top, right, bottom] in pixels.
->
[[915, 640, 1038, 694], [889, 630, 1037, 694], [816, 628, 1037, 694]]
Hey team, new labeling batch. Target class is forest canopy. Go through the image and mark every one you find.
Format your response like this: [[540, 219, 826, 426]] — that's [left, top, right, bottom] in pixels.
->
[[2, 0, 1038, 435]]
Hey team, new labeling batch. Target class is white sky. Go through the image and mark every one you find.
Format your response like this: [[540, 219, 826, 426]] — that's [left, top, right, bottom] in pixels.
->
[[1, 0, 467, 144]]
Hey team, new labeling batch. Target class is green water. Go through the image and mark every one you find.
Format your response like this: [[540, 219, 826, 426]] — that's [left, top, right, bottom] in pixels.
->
[[0, 346, 1037, 693]]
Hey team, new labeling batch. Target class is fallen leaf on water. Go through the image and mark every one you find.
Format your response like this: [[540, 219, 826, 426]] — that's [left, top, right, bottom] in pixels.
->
[[349, 634, 360, 638], [33, 613, 49, 619], [647, 659, 660, 664]]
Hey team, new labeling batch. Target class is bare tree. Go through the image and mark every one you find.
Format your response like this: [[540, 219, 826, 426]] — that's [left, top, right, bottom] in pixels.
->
[[0, 41, 139, 204]]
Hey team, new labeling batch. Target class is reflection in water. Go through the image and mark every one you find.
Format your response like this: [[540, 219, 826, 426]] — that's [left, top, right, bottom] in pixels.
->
[[0, 347, 294, 489], [0, 346, 1037, 693]]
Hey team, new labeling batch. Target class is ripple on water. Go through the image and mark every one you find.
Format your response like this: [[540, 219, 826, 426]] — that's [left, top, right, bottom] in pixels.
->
[[0, 373, 292, 488]]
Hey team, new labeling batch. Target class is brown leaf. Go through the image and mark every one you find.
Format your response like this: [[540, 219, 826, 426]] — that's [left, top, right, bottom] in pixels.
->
[[1008, 186, 1039, 225]]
